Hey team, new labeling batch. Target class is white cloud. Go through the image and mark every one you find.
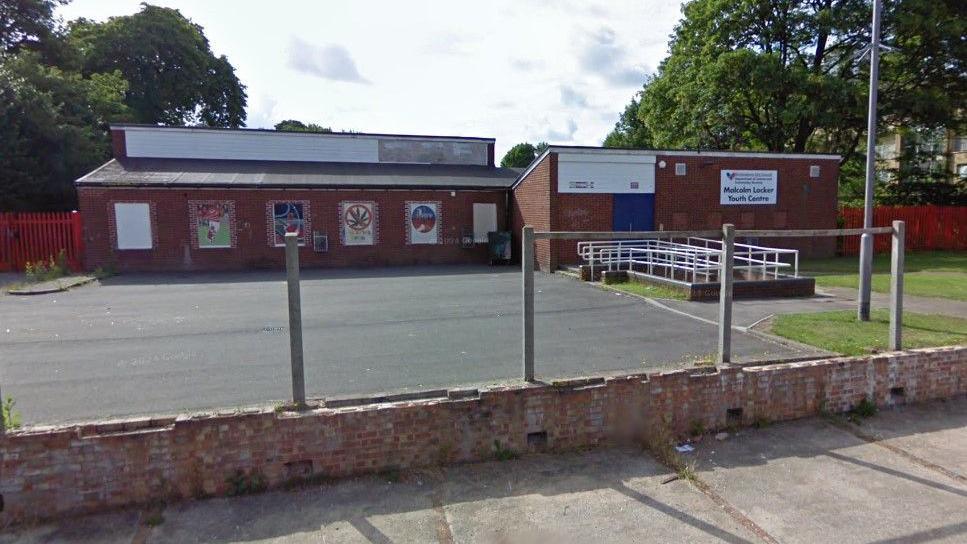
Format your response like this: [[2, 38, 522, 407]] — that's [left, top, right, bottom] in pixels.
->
[[560, 85, 588, 107], [287, 37, 370, 84], [545, 119, 579, 142], [577, 26, 648, 86], [56, 0, 683, 158]]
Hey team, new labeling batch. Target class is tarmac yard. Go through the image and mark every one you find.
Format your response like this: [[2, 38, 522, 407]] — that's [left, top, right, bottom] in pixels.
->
[[0, 266, 821, 424]]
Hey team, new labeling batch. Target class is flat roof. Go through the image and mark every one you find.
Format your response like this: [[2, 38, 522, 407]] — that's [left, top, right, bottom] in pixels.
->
[[76, 158, 519, 189], [512, 146, 842, 189], [111, 124, 496, 144]]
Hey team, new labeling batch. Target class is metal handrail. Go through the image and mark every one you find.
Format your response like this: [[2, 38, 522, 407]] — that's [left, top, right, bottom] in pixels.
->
[[579, 237, 798, 281]]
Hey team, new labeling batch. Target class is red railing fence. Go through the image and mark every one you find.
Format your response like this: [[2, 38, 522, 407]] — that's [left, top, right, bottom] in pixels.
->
[[839, 205, 967, 255], [0, 211, 84, 272]]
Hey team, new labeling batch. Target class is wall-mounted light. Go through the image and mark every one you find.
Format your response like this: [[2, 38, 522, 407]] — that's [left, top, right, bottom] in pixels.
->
[[658, 160, 667, 168], [450, 191, 456, 197]]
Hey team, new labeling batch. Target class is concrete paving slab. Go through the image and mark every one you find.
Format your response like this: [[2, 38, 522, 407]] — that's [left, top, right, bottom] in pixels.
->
[[853, 396, 967, 477], [0, 267, 814, 424], [440, 449, 760, 544], [151, 474, 444, 543], [0, 509, 139, 544], [691, 417, 967, 544]]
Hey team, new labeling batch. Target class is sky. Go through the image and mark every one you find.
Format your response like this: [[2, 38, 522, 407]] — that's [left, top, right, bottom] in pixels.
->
[[58, 0, 684, 159]]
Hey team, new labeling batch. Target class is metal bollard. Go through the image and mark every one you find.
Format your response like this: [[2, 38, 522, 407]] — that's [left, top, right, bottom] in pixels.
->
[[285, 232, 306, 407], [717, 224, 735, 365]]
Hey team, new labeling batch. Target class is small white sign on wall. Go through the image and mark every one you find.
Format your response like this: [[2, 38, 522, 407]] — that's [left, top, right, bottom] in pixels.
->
[[720, 170, 778, 205]]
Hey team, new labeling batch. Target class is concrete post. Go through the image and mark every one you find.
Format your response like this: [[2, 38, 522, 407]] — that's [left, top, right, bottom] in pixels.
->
[[285, 232, 306, 407], [889, 220, 905, 351], [717, 224, 735, 365], [858, 233, 873, 321], [522, 226, 535, 382]]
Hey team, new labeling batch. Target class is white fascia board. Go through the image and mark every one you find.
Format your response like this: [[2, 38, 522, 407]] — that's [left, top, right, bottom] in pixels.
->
[[547, 146, 841, 161], [115, 125, 493, 145]]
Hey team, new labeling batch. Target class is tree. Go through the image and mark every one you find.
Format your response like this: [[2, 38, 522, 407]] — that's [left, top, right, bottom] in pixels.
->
[[611, 0, 965, 181], [274, 119, 332, 133], [68, 4, 247, 127], [0, 0, 67, 53], [0, 51, 129, 210], [603, 91, 652, 148], [501, 142, 538, 167]]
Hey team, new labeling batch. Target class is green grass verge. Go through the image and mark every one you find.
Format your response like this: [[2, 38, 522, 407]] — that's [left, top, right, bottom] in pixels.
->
[[604, 280, 688, 300], [800, 251, 967, 301], [770, 309, 967, 356]]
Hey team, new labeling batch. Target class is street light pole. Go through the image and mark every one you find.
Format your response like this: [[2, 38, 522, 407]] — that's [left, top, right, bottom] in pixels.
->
[[858, 0, 882, 322]]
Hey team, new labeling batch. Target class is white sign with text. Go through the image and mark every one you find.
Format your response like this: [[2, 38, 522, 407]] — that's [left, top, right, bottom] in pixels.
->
[[720, 170, 777, 205]]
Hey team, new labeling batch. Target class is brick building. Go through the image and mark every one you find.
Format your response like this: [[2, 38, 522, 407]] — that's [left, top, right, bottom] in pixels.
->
[[77, 125, 518, 271], [76, 126, 840, 272], [511, 146, 840, 271]]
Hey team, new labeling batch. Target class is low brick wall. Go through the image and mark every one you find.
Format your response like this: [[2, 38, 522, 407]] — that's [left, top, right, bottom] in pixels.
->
[[2, 346, 965, 525]]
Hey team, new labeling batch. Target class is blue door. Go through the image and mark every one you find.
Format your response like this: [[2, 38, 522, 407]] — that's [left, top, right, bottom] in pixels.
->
[[612, 194, 654, 231]]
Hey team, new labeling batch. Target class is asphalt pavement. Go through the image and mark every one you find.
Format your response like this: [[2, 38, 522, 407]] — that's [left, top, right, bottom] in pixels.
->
[[0, 266, 820, 424]]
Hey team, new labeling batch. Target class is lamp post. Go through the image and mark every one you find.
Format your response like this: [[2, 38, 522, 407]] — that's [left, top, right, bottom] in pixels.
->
[[858, 0, 883, 321]]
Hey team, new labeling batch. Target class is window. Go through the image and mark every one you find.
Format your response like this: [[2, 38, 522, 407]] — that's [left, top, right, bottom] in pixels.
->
[[809, 165, 821, 178], [675, 163, 686, 176], [958, 164, 967, 179], [472, 203, 497, 243], [114, 203, 152, 250]]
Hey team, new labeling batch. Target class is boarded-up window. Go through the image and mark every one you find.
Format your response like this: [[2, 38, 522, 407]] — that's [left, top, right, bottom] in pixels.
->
[[114, 203, 152, 249], [473, 203, 497, 243]]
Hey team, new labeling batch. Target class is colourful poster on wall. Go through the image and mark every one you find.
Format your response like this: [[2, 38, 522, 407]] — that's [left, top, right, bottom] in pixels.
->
[[340, 201, 376, 246], [406, 201, 440, 245], [189, 201, 233, 248], [270, 201, 308, 246]]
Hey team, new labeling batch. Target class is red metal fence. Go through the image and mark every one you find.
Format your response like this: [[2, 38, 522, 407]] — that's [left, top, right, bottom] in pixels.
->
[[0, 212, 84, 272], [839, 205, 967, 255]]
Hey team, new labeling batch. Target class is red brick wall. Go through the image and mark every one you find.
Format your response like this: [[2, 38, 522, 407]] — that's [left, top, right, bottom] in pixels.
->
[[2, 346, 964, 525], [77, 187, 506, 272], [555, 193, 612, 266], [512, 152, 840, 269], [654, 155, 839, 257], [510, 155, 553, 270]]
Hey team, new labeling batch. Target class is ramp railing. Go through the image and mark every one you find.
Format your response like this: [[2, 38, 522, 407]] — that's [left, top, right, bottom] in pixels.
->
[[577, 237, 799, 282], [523, 224, 903, 381]]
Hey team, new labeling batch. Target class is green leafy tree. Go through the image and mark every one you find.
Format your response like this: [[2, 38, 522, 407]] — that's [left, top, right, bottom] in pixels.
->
[[603, 92, 652, 148], [501, 142, 549, 168], [274, 119, 332, 133], [0, 0, 67, 53], [0, 51, 129, 210], [68, 3, 247, 127], [607, 0, 965, 203]]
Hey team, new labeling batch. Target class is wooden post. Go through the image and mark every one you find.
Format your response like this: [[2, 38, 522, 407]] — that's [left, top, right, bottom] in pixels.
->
[[522, 226, 535, 382], [285, 232, 306, 407], [889, 220, 904, 351], [717, 224, 735, 364]]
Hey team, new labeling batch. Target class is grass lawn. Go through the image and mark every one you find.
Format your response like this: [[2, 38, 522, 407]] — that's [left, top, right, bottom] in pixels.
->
[[770, 309, 967, 356], [800, 251, 967, 301], [603, 280, 688, 300]]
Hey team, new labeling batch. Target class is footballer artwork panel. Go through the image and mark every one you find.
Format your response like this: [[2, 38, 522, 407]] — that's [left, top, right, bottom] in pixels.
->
[[189, 201, 235, 248]]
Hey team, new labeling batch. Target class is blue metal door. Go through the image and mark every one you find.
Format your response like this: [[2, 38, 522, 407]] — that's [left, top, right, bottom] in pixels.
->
[[612, 194, 654, 231]]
